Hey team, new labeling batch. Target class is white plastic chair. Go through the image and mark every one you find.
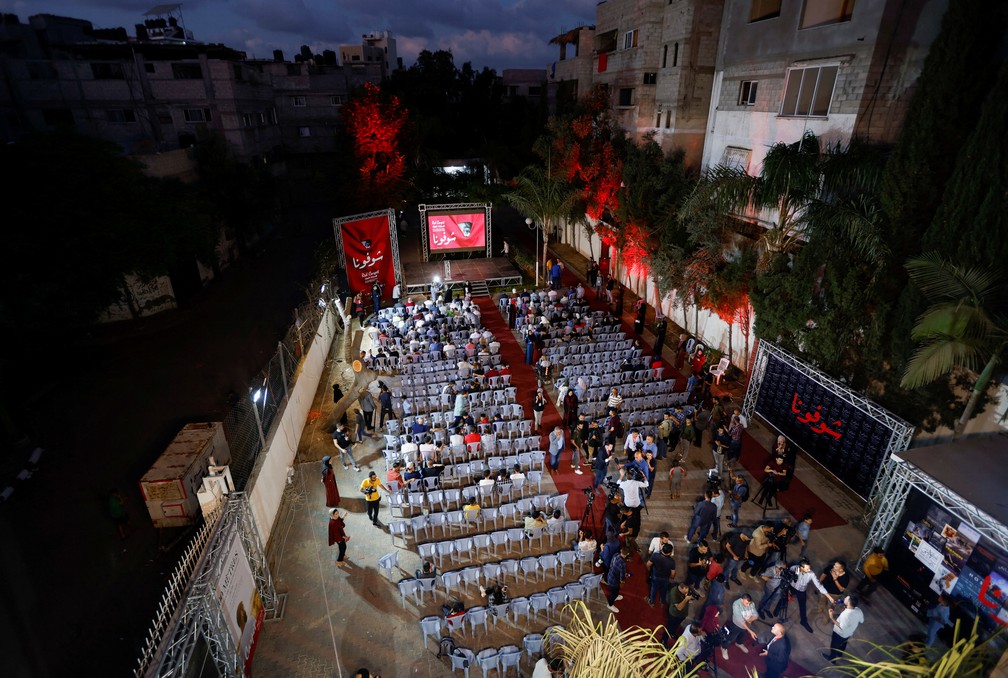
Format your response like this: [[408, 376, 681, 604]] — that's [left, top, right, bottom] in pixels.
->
[[378, 551, 399, 579], [709, 356, 731, 385], [419, 615, 443, 649], [475, 647, 498, 678]]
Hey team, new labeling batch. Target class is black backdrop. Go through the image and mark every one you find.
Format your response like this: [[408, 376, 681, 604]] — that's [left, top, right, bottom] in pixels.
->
[[754, 355, 892, 498]]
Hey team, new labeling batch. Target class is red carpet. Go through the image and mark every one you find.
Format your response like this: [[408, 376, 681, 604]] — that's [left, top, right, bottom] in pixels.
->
[[738, 430, 846, 529], [475, 297, 595, 521]]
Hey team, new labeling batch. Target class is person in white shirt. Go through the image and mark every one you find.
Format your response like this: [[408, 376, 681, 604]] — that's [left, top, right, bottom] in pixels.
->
[[825, 595, 865, 661], [789, 559, 834, 633], [648, 531, 674, 556], [509, 464, 526, 482], [607, 387, 623, 411], [477, 470, 496, 497], [531, 657, 564, 678], [674, 623, 705, 664]]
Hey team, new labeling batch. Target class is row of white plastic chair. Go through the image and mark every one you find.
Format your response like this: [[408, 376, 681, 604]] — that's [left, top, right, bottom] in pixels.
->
[[387, 493, 570, 544]]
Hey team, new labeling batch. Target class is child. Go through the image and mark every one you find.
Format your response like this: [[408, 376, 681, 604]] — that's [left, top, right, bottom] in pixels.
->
[[669, 464, 687, 499]]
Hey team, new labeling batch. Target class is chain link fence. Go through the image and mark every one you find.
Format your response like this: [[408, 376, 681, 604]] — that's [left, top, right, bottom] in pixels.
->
[[222, 281, 335, 491]]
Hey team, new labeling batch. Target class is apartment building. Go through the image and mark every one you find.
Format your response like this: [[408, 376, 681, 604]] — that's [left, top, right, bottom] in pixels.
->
[[549, 0, 946, 170], [701, 0, 948, 172], [548, 0, 724, 167], [0, 14, 406, 160]]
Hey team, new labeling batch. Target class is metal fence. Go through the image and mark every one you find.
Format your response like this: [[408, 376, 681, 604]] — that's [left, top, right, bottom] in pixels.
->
[[222, 281, 333, 491]]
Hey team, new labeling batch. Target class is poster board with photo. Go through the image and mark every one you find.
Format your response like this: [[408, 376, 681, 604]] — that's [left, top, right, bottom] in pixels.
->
[[888, 488, 1008, 631]]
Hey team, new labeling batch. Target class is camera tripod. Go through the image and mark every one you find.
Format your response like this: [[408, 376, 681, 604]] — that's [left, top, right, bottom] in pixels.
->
[[769, 579, 792, 622], [580, 488, 599, 538]]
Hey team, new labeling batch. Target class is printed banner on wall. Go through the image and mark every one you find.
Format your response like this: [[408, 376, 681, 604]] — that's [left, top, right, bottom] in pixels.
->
[[427, 212, 486, 251], [214, 532, 264, 674], [755, 354, 894, 498], [341, 214, 395, 296]]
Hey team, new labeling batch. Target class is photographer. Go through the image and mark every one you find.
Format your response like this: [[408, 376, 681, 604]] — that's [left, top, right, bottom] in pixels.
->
[[359, 471, 389, 527], [727, 473, 749, 528], [686, 540, 712, 588], [667, 582, 698, 636], [756, 561, 787, 619], [789, 559, 834, 633], [721, 528, 750, 587]]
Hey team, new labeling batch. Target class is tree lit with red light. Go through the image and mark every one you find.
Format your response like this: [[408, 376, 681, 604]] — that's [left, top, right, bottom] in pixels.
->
[[341, 82, 409, 208]]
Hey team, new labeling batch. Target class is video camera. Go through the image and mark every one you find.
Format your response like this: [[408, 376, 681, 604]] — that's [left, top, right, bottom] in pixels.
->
[[686, 588, 702, 602], [780, 566, 799, 585]]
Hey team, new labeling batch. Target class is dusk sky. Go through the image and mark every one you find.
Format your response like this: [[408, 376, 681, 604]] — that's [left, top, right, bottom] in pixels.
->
[[9, 0, 597, 71]]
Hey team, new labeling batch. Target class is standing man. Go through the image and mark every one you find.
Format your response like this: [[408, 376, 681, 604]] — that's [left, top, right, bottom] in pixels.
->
[[666, 582, 695, 638], [789, 559, 834, 633], [606, 546, 630, 614], [548, 425, 565, 472], [856, 546, 889, 599], [740, 523, 774, 580], [371, 280, 382, 314], [570, 417, 588, 474], [646, 542, 677, 607], [594, 441, 615, 491], [685, 490, 718, 544], [824, 595, 865, 662], [728, 472, 749, 528], [653, 315, 668, 357], [926, 594, 952, 646], [617, 466, 648, 539], [360, 471, 389, 526], [634, 299, 646, 336], [332, 423, 361, 472], [721, 528, 749, 588], [358, 387, 377, 434], [378, 384, 395, 428], [760, 623, 792, 678], [720, 593, 760, 661]]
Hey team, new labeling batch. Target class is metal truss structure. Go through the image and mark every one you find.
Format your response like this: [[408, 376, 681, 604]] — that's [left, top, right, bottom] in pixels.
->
[[742, 341, 915, 540], [137, 493, 278, 677], [332, 208, 402, 287], [419, 202, 492, 261], [860, 454, 1008, 571]]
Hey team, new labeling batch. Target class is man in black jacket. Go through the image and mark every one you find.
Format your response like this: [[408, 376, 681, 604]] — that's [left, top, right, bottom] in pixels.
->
[[760, 622, 791, 678]]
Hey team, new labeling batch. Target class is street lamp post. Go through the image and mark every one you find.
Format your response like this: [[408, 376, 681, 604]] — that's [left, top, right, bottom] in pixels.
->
[[525, 217, 540, 287]]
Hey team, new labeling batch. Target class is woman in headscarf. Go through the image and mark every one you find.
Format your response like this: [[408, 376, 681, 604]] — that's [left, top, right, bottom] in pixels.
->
[[321, 456, 340, 508], [328, 508, 350, 567]]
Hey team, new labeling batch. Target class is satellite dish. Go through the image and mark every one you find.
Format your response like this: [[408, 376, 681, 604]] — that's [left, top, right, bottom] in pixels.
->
[[352, 360, 363, 373]]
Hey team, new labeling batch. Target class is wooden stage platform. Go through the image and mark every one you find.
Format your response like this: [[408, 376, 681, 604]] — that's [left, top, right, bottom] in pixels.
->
[[403, 257, 522, 296]]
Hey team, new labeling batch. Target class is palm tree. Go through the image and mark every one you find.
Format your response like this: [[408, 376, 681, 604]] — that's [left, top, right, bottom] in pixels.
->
[[547, 602, 699, 677], [900, 253, 1007, 434], [504, 165, 580, 284]]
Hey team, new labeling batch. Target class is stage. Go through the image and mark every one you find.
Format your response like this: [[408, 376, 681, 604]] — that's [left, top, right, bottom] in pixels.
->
[[403, 257, 522, 296]]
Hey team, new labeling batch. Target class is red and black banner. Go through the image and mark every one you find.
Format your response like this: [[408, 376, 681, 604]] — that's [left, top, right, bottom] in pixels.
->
[[339, 214, 396, 297]]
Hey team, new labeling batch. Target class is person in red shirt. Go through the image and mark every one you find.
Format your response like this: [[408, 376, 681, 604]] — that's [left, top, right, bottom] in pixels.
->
[[463, 427, 482, 447], [498, 363, 512, 376]]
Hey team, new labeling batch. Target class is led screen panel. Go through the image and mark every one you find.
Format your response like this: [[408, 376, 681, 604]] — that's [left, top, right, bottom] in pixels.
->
[[887, 488, 1008, 633], [427, 212, 487, 251], [754, 354, 892, 498]]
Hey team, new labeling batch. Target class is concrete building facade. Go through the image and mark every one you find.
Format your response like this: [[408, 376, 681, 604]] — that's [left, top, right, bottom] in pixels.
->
[[701, 0, 947, 173]]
